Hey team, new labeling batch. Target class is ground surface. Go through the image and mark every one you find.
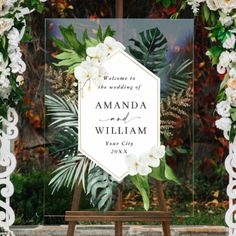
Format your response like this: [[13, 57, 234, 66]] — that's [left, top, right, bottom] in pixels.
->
[[12, 225, 227, 236]]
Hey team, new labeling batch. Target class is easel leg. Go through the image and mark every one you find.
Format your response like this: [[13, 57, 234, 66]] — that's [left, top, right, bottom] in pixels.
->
[[67, 183, 83, 236], [115, 187, 123, 236], [156, 181, 171, 236]]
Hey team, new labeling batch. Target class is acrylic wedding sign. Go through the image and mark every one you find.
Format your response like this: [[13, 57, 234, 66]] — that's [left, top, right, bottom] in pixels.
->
[[79, 49, 160, 181]]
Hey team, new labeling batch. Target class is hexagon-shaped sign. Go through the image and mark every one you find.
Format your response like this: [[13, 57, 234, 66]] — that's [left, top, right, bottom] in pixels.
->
[[79, 49, 160, 182]]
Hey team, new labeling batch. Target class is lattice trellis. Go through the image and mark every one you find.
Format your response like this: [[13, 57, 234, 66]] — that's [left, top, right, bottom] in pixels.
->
[[0, 108, 18, 229]]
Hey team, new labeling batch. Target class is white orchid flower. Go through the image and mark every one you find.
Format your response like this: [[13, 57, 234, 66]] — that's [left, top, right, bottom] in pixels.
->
[[9, 58, 26, 74], [74, 61, 99, 85], [104, 36, 125, 55], [7, 27, 21, 46], [125, 154, 152, 176], [86, 43, 108, 63], [145, 145, 165, 168], [92, 64, 108, 87]]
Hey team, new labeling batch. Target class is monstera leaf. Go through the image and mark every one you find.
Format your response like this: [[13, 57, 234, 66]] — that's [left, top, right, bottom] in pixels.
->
[[87, 166, 118, 211], [128, 27, 168, 75], [49, 127, 78, 160]]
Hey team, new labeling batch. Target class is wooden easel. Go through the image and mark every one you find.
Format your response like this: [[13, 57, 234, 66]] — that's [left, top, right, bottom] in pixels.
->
[[66, 1, 172, 235], [65, 180, 172, 236]]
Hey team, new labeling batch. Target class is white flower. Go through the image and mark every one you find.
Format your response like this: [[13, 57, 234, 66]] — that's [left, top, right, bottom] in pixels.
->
[[16, 75, 24, 86], [86, 43, 108, 63], [92, 64, 108, 87], [230, 51, 236, 62], [9, 58, 26, 74], [215, 117, 231, 131], [125, 154, 152, 176], [206, 0, 219, 11], [145, 145, 165, 168], [226, 87, 236, 107], [219, 15, 233, 27], [206, 0, 236, 13], [74, 61, 107, 88], [217, 51, 231, 74], [223, 33, 236, 49], [104, 36, 125, 54], [229, 68, 236, 78], [8, 45, 22, 61], [215, 117, 232, 132], [7, 27, 21, 46], [75, 61, 98, 84], [216, 101, 231, 117], [0, 53, 7, 72], [0, 18, 13, 36], [0, 74, 11, 99]]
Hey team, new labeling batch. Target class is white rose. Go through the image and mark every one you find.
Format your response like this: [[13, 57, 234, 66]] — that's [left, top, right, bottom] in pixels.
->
[[219, 50, 231, 67], [0, 18, 13, 36], [206, 0, 220, 11], [215, 117, 232, 131], [229, 68, 236, 78], [216, 101, 231, 117], [223, 34, 236, 49], [217, 64, 226, 74], [219, 15, 233, 27], [230, 51, 236, 62], [219, 0, 236, 13], [226, 87, 236, 107]]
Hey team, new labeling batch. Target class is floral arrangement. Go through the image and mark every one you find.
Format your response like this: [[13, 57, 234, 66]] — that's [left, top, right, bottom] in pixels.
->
[[186, 1, 236, 142], [74, 36, 125, 90], [0, 0, 46, 129], [200, 7, 236, 142], [46, 25, 182, 211]]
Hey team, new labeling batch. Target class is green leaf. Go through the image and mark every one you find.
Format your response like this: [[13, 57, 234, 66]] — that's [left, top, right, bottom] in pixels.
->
[[150, 159, 166, 181], [229, 124, 236, 143], [175, 147, 188, 154], [130, 175, 150, 211], [128, 27, 168, 75], [206, 46, 223, 65], [87, 167, 118, 211], [165, 163, 180, 185], [231, 112, 236, 122], [203, 3, 210, 22], [162, 0, 171, 8]]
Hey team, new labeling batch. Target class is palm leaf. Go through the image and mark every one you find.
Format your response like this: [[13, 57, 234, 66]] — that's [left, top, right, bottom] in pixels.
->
[[45, 95, 78, 128], [87, 166, 118, 212], [49, 155, 95, 193], [159, 56, 193, 96], [128, 27, 168, 75]]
